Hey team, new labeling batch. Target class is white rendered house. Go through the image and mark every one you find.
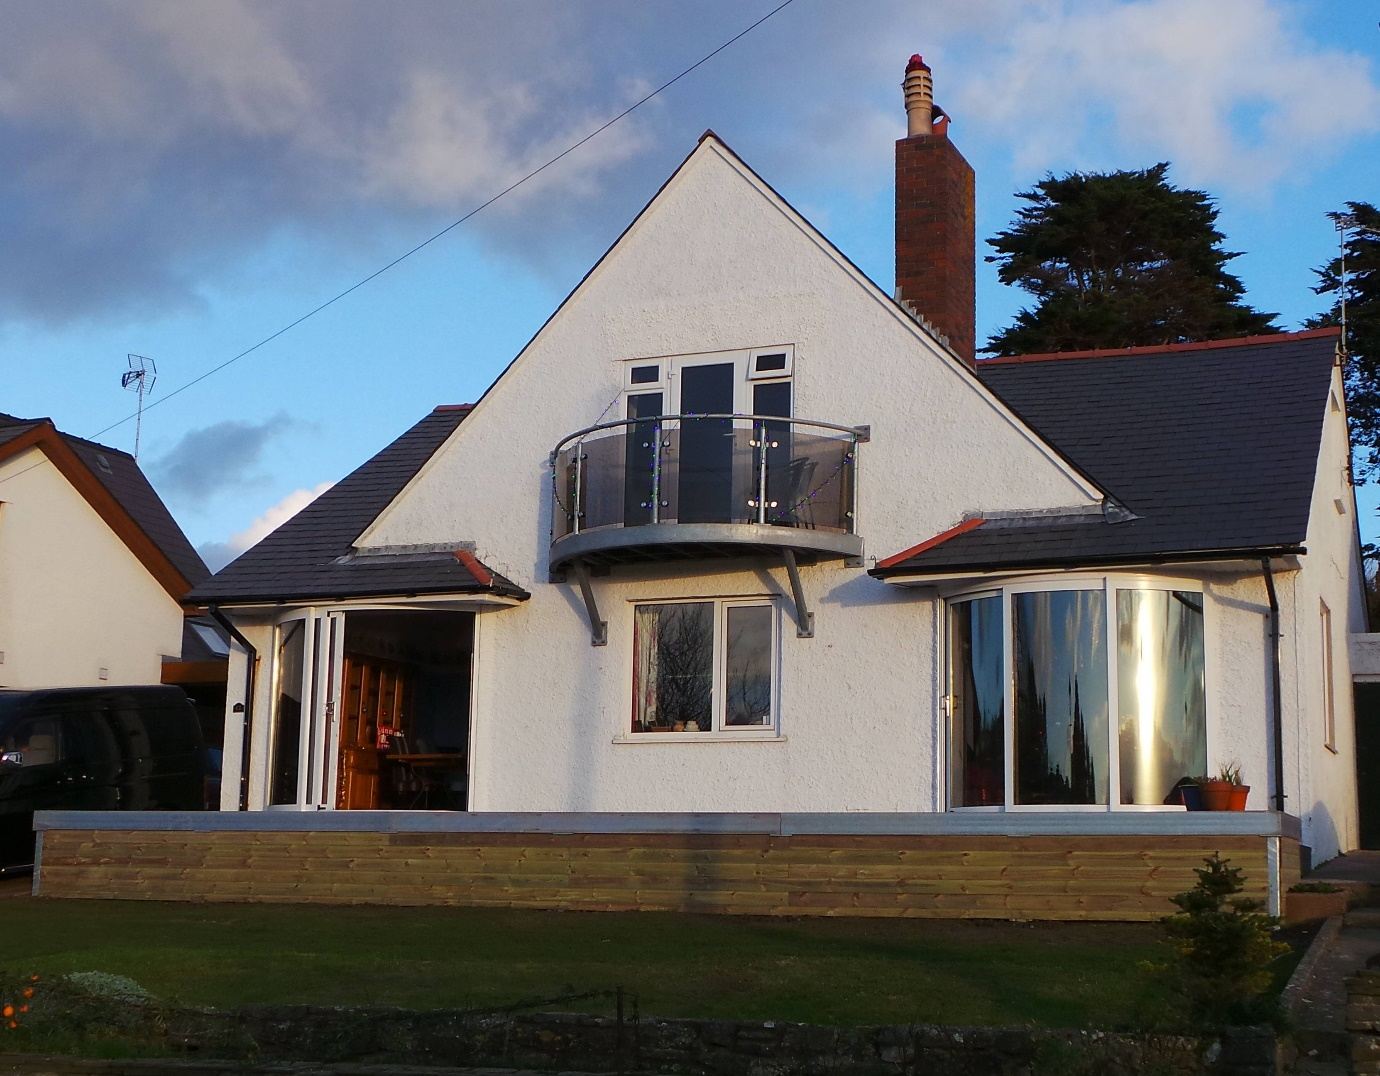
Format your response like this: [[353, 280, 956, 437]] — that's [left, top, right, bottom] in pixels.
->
[[0, 414, 209, 690], [181, 58, 1365, 893]]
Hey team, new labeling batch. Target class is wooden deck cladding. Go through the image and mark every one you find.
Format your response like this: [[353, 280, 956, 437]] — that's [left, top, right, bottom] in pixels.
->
[[35, 828, 1301, 921]]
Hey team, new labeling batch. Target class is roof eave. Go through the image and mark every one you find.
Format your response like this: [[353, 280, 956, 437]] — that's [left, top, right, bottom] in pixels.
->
[[192, 581, 531, 609], [869, 543, 1307, 581]]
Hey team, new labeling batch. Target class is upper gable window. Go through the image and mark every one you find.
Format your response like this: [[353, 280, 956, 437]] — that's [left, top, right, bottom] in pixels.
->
[[748, 347, 793, 380], [628, 363, 662, 387], [619, 347, 793, 418]]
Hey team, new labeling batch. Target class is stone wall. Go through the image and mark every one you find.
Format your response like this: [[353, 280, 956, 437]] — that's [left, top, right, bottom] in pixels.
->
[[26, 981, 1284, 1076]]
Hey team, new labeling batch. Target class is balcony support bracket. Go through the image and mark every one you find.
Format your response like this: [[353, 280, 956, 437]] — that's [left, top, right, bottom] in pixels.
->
[[570, 560, 608, 647], [781, 549, 815, 639]]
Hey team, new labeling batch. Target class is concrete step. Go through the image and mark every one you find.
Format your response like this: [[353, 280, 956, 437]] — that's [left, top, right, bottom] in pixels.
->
[[1345, 907, 1380, 930], [1292, 1027, 1349, 1062]]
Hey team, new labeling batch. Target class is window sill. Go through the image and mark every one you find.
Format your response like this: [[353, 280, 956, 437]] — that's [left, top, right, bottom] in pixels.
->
[[613, 732, 786, 744]]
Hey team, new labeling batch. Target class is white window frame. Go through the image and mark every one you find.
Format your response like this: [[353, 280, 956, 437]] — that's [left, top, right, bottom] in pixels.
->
[[944, 573, 1211, 813], [747, 346, 794, 381], [619, 596, 782, 742], [1322, 598, 1338, 753], [260, 601, 483, 811], [263, 611, 317, 812], [624, 360, 665, 391], [616, 346, 795, 418]]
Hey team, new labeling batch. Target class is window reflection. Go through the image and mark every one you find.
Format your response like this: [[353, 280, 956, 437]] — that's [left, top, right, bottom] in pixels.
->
[[949, 597, 1004, 806], [1117, 590, 1206, 804], [632, 603, 714, 733], [725, 606, 772, 726], [269, 619, 305, 806], [1013, 591, 1108, 805]]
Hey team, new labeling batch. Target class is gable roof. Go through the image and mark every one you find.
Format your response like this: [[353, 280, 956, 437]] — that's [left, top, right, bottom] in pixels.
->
[[188, 406, 528, 606], [0, 413, 209, 597], [357, 132, 1102, 548], [872, 328, 1340, 577]]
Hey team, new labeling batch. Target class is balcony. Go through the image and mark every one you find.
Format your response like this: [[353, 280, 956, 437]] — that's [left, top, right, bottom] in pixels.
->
[[549, 414, 866, 578]]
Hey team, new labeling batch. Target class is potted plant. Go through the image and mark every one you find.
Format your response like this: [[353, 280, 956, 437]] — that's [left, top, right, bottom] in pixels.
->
[[1202, 761, 1248, 811], [1170, 776, 1206, 811]]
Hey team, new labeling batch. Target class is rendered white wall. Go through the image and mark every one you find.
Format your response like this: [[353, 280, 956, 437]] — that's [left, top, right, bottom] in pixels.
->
[[1287, 368, 1364, 862], [214, 141, 1359, 840], [353, 140, 1106, 814], [0, 446, 184, 689]]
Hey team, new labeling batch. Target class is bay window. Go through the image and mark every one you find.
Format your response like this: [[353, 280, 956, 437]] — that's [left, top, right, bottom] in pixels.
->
[[631, 599, 777, 735], [948, 579, 1206, 810]]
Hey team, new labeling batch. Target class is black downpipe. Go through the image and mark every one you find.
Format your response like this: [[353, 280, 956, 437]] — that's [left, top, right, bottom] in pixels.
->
[[1260, 559, 1286, 813], [208, 605, 256, 812]]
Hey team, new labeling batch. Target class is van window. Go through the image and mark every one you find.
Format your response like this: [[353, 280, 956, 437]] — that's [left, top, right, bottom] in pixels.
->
[[1, 718, 64, 767], [62, 712, 121, 771]]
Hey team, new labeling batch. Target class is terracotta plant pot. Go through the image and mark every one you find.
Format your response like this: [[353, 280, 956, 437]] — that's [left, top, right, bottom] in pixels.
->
[[1201, 779, 1233, 811], [1228, 785, 1250, 811]]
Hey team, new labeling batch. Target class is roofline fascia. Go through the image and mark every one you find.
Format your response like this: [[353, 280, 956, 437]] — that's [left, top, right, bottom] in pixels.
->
[[185, 585, 531, 611], [689, 135, 1106, 505], [979, 326, 1341, 366], [869, 544, 1308, 581], [1317, 357, 1372, 630], [0, 423, 195, 601]]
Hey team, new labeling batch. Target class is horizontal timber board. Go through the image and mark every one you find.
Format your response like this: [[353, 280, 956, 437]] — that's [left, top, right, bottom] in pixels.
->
[[36, 827, 1285, 921]]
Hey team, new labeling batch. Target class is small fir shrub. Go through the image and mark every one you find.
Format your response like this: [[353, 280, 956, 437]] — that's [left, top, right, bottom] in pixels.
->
[[1160, 854, 1288, 1025]]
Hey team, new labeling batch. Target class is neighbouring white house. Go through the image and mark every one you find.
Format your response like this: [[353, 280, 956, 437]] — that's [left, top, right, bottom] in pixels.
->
[[0, 413, 214, 690], [46, 55, 1360, 919]]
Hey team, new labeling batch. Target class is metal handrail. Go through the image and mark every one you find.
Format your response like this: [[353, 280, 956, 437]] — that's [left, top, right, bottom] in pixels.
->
[[549, 413, 869, 461], [551, 412, 863, 542]]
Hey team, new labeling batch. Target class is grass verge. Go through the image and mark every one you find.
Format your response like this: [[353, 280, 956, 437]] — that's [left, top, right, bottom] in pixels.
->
[[0, 899, 1212, 1031]]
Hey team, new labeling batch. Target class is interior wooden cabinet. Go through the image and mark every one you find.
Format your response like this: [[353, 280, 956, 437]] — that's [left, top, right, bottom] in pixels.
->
[[337, 653, 417, 810]]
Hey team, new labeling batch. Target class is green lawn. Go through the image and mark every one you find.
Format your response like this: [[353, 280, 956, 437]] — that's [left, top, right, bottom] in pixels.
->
[[0, 898, 1203, 1030]]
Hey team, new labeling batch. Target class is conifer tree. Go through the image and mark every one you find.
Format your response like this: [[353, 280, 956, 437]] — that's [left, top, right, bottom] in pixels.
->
[[1308, 202, 1380, 477], [985, 163, 1278, 356]]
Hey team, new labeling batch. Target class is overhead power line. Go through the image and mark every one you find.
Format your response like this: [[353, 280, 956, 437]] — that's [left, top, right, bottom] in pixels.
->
[[0, 0, 798, 494], [85, 0, 799, 444]]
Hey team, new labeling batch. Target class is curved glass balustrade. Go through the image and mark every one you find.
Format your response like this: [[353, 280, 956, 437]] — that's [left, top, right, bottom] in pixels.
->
[[549, 414, 865, 572]]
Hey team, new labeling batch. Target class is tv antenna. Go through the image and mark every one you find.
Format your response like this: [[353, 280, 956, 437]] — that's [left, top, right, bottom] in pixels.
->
[[121, 354, 157, 458]]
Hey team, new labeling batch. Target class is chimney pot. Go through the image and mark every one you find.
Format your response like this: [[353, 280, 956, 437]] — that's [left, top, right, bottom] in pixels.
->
[[902, 56, 934, 138]]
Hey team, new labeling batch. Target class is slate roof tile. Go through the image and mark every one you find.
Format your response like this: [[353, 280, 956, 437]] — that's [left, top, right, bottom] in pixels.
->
[[187, 406, 527, 604], [875, 331, 1338, 576]]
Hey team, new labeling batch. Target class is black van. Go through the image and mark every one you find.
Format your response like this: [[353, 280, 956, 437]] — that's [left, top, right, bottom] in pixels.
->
[[0, 685, 207, 872]]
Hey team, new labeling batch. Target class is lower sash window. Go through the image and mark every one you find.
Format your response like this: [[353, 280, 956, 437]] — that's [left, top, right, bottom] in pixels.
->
[[631, 599, 777, 735]]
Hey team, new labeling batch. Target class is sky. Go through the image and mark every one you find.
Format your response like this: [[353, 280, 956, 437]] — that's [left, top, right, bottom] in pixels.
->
[[3, 0, 1378, 569]]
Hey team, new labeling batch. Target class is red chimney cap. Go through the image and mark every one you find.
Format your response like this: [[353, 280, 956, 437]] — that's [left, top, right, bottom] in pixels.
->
[[907, 54, 929, 73]]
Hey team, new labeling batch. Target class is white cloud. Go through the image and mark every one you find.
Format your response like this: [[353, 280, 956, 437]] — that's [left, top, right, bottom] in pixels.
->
[[234, 481, 334, 549], [0, 1, 650, 322], [947, 0, 1380, 191], [199, 481, 332, 571]]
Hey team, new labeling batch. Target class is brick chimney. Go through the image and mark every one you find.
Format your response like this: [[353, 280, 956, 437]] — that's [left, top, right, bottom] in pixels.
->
[[895, 54, 976, 364]]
